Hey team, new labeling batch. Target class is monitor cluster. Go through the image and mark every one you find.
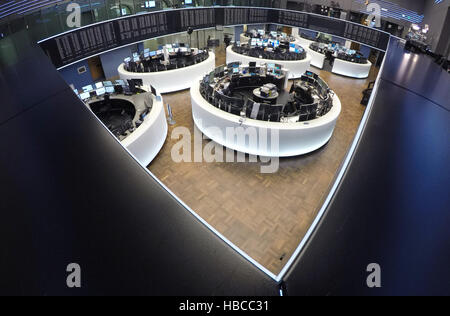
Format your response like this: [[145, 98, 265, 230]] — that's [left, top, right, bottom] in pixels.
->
[[74, 79, 156, 102], [123, 43, 209, 73], [232, 41, 307, 61], [245, 29, 296, 43], [309, 42, 368, 64], [199, 64, 334, 123]]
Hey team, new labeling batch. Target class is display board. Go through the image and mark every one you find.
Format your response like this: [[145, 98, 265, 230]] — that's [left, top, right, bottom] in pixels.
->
[[39, 7, 390, 69]]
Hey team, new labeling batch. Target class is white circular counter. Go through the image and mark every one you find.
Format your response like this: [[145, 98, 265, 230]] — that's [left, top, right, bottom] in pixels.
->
[[190, 80, 341, 157], [296, 36, 315, 49], [118, 52, 216, 94], [332, 58, 372, 79], [226, 46, 311, 80], [121, 91, 168, 166], [307, 48, 326, 69]]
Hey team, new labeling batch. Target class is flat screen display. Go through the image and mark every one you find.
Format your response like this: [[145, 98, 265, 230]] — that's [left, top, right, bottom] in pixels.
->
[[103, 81, 113, 87], [115, 79, 126, 86], [96, 87, 106, 96], [95, 82, 103, 89], [185, 0, 193, 4], [80, 92, 90, 100], [150, 51, 156, 57], [145, 1, 156, 8], [105, 86, 115, 94], [82, 85, 93, 93]]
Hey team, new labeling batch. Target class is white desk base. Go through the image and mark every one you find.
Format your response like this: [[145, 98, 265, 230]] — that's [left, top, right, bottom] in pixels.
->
[[307, 48, 326, 70], [191, 80, 341, 157], [121, 92, 168, 166], [118, 52, 216, 94], [332, 59, 372, 79], [226, 46, 311, 80]]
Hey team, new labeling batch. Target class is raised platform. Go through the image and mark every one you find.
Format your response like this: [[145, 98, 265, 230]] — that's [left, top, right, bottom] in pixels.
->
[[118, 52, 216, 94]]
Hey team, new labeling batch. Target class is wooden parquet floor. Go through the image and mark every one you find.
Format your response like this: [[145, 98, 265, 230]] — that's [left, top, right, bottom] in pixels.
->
[[148, 46, 379, 274]]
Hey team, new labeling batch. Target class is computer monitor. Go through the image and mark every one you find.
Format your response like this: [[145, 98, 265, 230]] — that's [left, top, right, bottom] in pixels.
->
[[168, 48, 174, 53], [103, 81, 113, 87], [251, 38, 257, 46], [258, 29, 265, 36], [79, 92, 90, 100], [133, 56, 140, 62], [96, 87, 106, 96], [144, 52, 150, 58], [233, 67, 240, 74], [115, 79, 126, 86], [270, 31, 277, 38], [267, 63, 275, 70], [249, 62, 257, 68], [95, 82, 104, 89], [82, 85, 93, 93], [105, 86, 115, 94], [145, 0, 156, 8], [150, 51, 156, 57], [289, 47, 296, 53], [166, 44, 173, 49], [144, 48, 150, 53], [133, 52, 139, 58], [156, 50, 163, 55], [185, 0, 193, 4], [124, 57, 131, 63], [290, 43, 296, 48]]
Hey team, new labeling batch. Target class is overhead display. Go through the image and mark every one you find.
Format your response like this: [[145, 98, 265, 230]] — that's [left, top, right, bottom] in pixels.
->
[[39, 7, 390, 69]]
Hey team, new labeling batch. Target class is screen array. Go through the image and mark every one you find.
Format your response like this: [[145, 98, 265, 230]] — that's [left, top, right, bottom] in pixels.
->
[[39, 7, 390, 68]]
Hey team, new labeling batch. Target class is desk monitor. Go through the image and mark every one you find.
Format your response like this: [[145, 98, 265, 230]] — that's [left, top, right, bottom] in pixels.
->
[[168, 48, 174, 53], [156, 50, 163, 55], [103, 81, 113, 87], [144, 48, 150, 53], [270, 31, 277, 38], [233, 67, 240, 74], [144, 52, 150, 58], [249, 62, 257, 68], [258, 29, 265, 36], [133, 56, 140, 62], [105, 86, 115, 94], [166, 44, 173, 49], [145, 0, 156, 8], [82, 85, 93, 93], [79, 92, 90, 100], [96, 87, 106, 96], [289, 47, 296, 53], [95, 82, 103, 89], [251, 38, 257, 46], [275, 64, 282, 70], [150, 51, 156, 57], [185, 0, 193, 4], [115, 79, 126, 86], [124, 57, 131, 63]]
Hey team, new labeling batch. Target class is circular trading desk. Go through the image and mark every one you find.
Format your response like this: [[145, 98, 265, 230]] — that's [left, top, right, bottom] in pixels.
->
[[226, 46, 311, 79], [331, 58, 372, 79], [240, 33, 302, 46], [191, 66, 341, 157], [86, 86, 167, 166], [307, 47, 326, 69], [118, 52, 216, 94]]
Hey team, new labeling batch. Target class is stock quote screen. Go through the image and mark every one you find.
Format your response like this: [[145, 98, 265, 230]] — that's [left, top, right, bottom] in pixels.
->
[[39, 7, 390, 68]]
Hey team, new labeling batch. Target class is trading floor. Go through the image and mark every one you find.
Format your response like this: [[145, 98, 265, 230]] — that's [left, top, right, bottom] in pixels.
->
[[149, 47, 379, 274]]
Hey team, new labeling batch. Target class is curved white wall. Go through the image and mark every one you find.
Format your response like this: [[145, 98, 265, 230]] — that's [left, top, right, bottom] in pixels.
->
[[226, 46, 311, 79], [121, 93, 168, 166], [308, 48, 326, 69], [118, 52, 216, 94], [332, 59, 372, 79], [191, 80, 341, 157]]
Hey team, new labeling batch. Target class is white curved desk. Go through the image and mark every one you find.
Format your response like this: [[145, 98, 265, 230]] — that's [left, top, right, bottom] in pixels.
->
[[295, 36, 315, 49], [307, 48, 326, 69], [226, 46, 311, 79], [191, 80, 341, 157], [120, 90, 168, 166], [332, 59, 372, 79], [118, 52, 216, 94]]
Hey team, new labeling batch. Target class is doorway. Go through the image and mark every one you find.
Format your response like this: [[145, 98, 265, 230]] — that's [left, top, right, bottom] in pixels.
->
[[88, 56, 105, 82]]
